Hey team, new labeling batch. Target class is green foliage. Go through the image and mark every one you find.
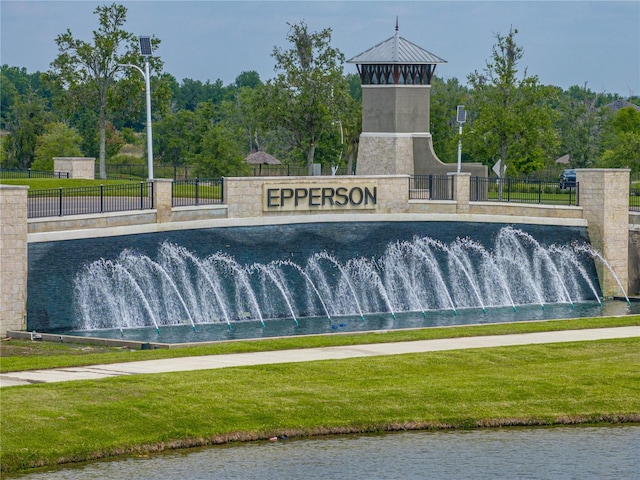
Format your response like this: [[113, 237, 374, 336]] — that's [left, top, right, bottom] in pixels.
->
[[234, 70, 263, 89], [1, 93, 54, 168], [598, 106, 640, 172], [263, 21, 349, 174], [154, 109, 207, 166], [552, 85, 605, 168], [196, 123, 249, 177], [430, 77, 470, 163], [31, 122, 83, 170], [466, 28, 559, 175], [154, 102, 248, 176]]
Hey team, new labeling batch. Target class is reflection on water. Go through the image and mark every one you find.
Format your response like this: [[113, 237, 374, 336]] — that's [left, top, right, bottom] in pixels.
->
[[10, 426, 639, 479]]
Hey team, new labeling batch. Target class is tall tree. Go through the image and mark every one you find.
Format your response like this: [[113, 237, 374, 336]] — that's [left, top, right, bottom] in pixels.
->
[[553, 84, 604, 168], [466, 28, 558, 175], [46, 3, 160, 179], [264, 21, 349, 174]]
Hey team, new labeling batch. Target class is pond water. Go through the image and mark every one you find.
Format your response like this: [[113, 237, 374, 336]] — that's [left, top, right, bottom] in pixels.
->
[[10, 425, 639, 479]]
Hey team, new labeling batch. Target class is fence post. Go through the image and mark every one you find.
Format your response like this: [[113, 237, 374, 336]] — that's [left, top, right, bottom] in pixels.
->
[[58, 187, 63, 216], [140, 182, 144, 209], [100, 185, 104, 213], [538, 180, 542, 204], [195, 177, 200, 206]]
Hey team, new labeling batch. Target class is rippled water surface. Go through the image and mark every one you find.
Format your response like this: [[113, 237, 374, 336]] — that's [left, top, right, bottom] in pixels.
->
[[11, 426, 639, 479]]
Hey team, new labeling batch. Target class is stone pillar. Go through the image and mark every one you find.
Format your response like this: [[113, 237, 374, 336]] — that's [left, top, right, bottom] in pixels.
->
[[449, 172, 471, 214], [0, 185, 28, 336], [53, 157, 95, 179], [153, 179, 173, 223], [577, 169, 630, 297]]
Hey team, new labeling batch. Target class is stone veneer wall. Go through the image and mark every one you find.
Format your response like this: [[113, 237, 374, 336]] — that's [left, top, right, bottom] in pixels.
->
[[224, 175, 410, 218], [53, 157, 95, 179], [0, 185, 28, 333], [2, 171, 636, 336], [577, 169, 630, 297], [356, 135, 415, 175]]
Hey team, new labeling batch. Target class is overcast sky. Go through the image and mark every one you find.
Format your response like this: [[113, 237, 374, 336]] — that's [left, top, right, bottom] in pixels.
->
[[2, 1, 639, 96]]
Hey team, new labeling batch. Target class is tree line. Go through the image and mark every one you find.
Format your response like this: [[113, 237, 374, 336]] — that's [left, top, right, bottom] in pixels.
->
[[1, 3, 638, 179]]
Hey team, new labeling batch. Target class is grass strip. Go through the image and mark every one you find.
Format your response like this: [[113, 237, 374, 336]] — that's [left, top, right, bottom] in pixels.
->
[[0, 179, 144, 189], [2, 316, 639, 373], [1, 337, 638, 473]]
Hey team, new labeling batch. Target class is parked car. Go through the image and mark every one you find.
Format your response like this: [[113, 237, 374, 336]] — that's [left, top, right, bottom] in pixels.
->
[[558, 169, 576, 189]]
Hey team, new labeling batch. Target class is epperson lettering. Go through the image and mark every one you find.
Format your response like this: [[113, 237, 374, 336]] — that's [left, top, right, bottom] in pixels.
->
[[265, 185, 377, 209]]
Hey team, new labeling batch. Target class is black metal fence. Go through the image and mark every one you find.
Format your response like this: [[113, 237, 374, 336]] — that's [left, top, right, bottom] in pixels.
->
[[631, 187, 640, 212], [102, 164, 198, 180], [172, 178, 224, 207], [28, 182, 153, 218], [409, 175, 454, 200], [471, 177, 579, 206], [250, 165, 352, 177], [0, 168, 70, 179], [102, 163, 353, 180]]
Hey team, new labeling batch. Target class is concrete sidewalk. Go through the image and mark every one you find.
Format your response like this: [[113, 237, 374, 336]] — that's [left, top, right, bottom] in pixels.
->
[[2, 326, 638, 388]]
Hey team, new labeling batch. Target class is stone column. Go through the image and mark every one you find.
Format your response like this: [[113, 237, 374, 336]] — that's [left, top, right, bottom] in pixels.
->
[[0, 185, 28, 336], [449, 172, 471, 214], [577, 169, 630, 297], [153, 179, 174, 223]]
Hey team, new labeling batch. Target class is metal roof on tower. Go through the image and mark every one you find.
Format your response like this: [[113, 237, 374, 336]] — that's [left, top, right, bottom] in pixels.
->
[[347, 21, 446, 65]]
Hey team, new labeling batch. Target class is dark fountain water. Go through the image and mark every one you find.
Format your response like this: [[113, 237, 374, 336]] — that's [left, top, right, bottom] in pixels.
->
[[27, 222, 634, 344]]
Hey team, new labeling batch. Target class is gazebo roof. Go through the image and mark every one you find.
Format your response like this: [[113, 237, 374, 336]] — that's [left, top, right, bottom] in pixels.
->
[[244, 150, 281, 165], [347, 26, 446, 65]]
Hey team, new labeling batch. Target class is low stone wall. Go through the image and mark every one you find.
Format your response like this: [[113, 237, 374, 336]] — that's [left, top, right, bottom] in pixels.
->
[[53, 157, 95, 179]]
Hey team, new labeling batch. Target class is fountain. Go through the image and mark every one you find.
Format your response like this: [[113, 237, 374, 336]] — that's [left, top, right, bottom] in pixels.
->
[[26, 222, 634, 343]]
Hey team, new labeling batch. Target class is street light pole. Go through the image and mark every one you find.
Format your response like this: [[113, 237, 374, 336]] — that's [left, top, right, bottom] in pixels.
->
[[143, 55, 153, 180], [118, 36, 154, 180], [456, 105, 466, 174]]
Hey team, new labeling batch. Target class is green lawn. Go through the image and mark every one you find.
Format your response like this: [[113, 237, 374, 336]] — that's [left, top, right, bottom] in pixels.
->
[[2, 315, 638, 373], [1, 336, 638, 473], [0, 178, 144, 189]]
